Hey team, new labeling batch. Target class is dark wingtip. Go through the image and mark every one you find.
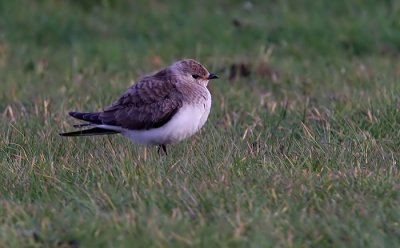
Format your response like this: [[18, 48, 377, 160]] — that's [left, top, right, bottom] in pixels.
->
[[67, 111, 101, 124], [59, 128, 119, 137]]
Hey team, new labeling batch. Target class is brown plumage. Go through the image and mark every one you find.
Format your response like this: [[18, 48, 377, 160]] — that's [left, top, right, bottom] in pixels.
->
[[100, 69, 184, 130], [60, 59, 218, 154]]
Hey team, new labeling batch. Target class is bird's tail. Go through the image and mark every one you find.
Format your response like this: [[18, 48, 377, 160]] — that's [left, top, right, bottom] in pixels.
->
[[60, 111, 119, 137], [59, 127, 119, 137]]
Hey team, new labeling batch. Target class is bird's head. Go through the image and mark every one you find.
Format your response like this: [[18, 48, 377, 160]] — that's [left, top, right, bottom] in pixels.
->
[[172, 59, 218, 87]]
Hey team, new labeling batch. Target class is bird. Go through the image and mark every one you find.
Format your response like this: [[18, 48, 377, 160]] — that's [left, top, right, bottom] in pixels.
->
[[60, 59, 219, 154]]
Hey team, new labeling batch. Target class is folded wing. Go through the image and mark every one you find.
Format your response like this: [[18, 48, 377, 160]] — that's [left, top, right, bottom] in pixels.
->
[[69, 69, 183, 131]]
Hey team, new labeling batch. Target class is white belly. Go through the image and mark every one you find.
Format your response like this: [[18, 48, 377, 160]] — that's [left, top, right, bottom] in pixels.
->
[[99, 96, 211, 145]]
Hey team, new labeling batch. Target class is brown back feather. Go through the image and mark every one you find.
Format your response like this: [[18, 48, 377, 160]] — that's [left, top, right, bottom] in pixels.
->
[[99, 69, 184, 130]]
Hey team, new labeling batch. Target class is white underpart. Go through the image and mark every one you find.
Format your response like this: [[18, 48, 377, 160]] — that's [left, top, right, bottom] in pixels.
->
[[97, 91, 211, 145]]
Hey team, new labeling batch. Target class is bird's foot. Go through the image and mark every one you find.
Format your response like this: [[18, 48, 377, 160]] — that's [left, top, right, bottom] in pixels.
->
[[157, 144, 168, 155]]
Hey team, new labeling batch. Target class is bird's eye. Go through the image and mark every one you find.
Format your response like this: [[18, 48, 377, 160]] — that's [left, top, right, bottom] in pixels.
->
[[192, 74, 200, 79]]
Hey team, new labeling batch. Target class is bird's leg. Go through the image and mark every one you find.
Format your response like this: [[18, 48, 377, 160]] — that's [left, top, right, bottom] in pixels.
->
[[157, 144, 168, 155]]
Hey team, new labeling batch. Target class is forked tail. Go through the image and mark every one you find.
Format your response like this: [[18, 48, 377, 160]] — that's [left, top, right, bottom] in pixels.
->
[[59, 111, 119, 137], [59, 127, 119, 137]]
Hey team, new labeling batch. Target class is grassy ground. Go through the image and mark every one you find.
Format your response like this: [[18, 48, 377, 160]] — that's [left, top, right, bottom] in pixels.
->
[[1, 0, 399, 247]]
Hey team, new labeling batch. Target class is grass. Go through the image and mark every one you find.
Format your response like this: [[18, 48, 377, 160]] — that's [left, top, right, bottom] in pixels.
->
[[1, 0, 399, 247]]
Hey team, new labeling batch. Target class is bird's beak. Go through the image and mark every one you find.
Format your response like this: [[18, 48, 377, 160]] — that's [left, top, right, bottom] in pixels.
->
[[207, 73, 218, 80]]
